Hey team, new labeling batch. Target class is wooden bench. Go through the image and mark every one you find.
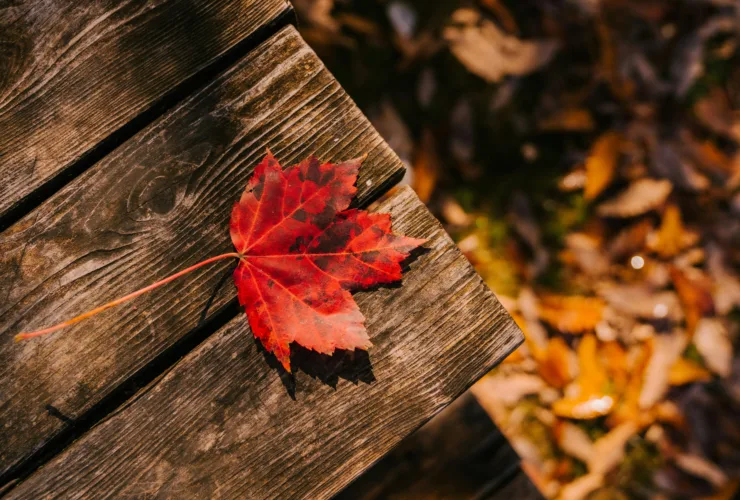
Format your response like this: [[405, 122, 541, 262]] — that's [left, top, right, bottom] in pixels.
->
[[0, 2, 525, 497]]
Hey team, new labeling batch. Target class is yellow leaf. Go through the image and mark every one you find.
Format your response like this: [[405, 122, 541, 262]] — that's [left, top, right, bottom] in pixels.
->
[[598, 178, 673, 218], [552, 335, 614, 420], [648, 205, 699, 258], [538, 295, 606, 334], [584, 132, 622, 200], [608, 341, 652, 427], [669, 357, 712, 386]]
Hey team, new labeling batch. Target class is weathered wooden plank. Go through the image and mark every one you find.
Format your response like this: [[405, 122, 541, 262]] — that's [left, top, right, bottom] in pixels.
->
[[0, 26, 405, 481], [6, 186, 522, 499], [0, 0, 292, 224], [336, 391, 534, 500]]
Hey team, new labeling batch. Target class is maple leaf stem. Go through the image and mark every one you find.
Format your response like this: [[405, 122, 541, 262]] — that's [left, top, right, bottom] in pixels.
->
[[14, 252, 243, 342]]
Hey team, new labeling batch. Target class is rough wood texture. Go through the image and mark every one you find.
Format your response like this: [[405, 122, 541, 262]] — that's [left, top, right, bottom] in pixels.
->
[[0, 0, 292, 222], [0, 26, 406, 481], [7, 187, 522, 499], [336, 391, 541, 499]]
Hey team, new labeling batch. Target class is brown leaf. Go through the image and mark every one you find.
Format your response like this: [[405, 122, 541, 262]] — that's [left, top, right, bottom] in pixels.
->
[[480, 0, 519, 34], [670, 265, 714, 335], [444, 9, 559, 83], [412, 129, 439, 203], [584, 132, 622, 200], [597, 178, 672, 218], [539, 108, 595, 132], [608, 219, 653, 259], [694, 318, 732, 377], [707, 243, 740, 316], [694, 88, 740, 142]]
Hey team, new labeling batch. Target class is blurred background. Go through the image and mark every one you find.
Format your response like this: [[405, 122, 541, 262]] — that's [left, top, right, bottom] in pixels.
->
[[293, 0, 740, 498]]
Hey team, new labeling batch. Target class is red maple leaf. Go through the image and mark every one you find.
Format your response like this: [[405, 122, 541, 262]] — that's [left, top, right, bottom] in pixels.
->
[[230, 152, 425, 371], [15, 152, 424, 373]]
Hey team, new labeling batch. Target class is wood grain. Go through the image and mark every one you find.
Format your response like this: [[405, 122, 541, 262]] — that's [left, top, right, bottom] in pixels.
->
[[7, 187, 522, 499], [0, 0, 292, 222], [0, 26, 405, 481], [336, 391, 541, 500]]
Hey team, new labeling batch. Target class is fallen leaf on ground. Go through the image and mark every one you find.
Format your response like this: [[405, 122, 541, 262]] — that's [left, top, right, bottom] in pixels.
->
[[640, 331, 689, 409], [669, 357, 712, 386], [538, 296, 606, 334], [230, 153, 425, 371], [694, 318, 732, 377], [597, 178, 673, 218], [599, 284, 683, 322], [648, 204, 699, 258], [670, 265, 715, 335], [539, 108, 595, 132], [444, 8, 559, 83], [559, 473, 603, 500], [610, 342, 652, 426], [584, 132, 622, 200], [707, 243, 740, 315], [608, 219, 653, 259], [412, 129, 440, 202], [674, 453, 728, 489], [474, 373, 546, 407], [536, 337, 577, 389], [556, 421, 594, 463], [588, 421, 639, 474], [553, 335, 614, 419]]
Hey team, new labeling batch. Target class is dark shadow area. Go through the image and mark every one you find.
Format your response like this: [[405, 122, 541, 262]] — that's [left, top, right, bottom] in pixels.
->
[[401, 244, 431, 272], [334, 392, 542, 500], [256, 339, 376, 400], [198, 266, 236, 325], [44, 405, 73, 426]]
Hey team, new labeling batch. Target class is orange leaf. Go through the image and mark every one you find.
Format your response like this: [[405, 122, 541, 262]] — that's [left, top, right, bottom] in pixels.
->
[[538, 295, 606, 334], [648, 205, 699, 258], [412, 129, 439, 203], [670, 265, 714, 336], [669, 357, 712, 386], [537, 337, 575, 389], [552, 335, 614, 419], [584, 132, 622, 200]]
